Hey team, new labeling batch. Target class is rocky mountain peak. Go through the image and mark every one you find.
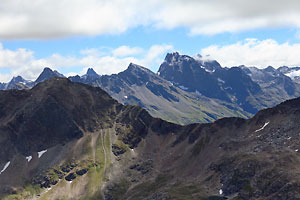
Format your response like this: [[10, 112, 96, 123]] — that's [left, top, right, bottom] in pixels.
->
[[86, 68, 99, 76], [6, 75, 31, 90], [125, 63, 153, 76], [7, 75, 26, 85], [264, 66, 276, 72], [164, 52, 180, 62], [10, 75, 26, 83], [81, 68, 100, 80], [35, 67, 65, 83]]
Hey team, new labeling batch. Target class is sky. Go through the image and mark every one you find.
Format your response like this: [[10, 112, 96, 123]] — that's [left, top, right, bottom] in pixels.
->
[[0, 0, 300, 82]]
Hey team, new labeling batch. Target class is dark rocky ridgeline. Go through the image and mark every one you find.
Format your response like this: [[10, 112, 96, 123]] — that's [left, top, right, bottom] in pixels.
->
[[2, 54, 300, 126], [0, 78, 119, 161], [1, 77, 300, 199], [35, 67, 65, 84], [105, 95, 300, 199], [240, 65, 299, 95], [158, 52, 264, 114], [69, 63, 251, 125]]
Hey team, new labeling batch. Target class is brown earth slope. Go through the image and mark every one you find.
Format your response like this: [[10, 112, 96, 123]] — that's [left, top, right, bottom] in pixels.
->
[[0, 78, 300, 199]]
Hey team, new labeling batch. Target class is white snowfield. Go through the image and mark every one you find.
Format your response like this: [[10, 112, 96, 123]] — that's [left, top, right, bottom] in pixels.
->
[[38, 150, 47, 158], [217, 78, 225, 84], [219, 189, 223, 195], [255, 122, 270, 132], [26, 156, 32, 162], [195, 90, 202, 95], [179, 85, 188, 90], [0, 161, 11, 175]]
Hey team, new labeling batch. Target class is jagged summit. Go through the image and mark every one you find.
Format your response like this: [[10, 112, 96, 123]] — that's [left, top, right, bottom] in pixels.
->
[[35, 67, 65, 83], [6, 75, 32, 90], [126, 63, 152, 73], [86, 68, 99, 77], [80, 67, 100, 81], [163, 52, 193, 64], [158, 52, 262, 113], [9, 75, 26, 83], [7, 75, 27, 86]]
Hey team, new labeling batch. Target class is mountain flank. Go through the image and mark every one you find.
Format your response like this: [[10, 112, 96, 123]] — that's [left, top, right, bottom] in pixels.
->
[[0, 78, 300, 199], [1, 52, 300, 126]]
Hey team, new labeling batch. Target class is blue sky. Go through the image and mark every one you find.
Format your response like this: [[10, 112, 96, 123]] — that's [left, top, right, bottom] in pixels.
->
[[0, 0, 300, 82]]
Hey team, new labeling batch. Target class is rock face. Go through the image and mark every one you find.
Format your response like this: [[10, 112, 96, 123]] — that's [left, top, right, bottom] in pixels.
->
[[69, 63, 251, 124], [240, 65, 300, 96], [0, 78, 300, 199], [0, 78, 117, 161], [158, 52, 275, 114], [2, 54, 300, 125], [35, 67, 65, 84]]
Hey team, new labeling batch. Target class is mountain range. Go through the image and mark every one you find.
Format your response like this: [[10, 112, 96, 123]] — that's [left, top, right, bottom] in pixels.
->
[[1, 52, 300, 125], [1, 78, 300, 199]]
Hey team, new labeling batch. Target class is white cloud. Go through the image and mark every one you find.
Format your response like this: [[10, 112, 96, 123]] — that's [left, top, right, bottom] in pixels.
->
[[201, 38, 300, 68], [79, 44, 173, 75], [112, 46, 143, 57], [0, 43, 173, 82], [1, 0, 300, 38], [0, 44, 52, 81]]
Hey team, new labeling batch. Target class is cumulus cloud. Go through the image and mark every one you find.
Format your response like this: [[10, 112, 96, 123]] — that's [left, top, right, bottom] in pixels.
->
[[1, 0, 300, 39], [79, 44, 173, 75], [0, 43, 173, 82], [112, 46, 144, 57], [0, 44, 50, 80], [201, 38, 300, 68]]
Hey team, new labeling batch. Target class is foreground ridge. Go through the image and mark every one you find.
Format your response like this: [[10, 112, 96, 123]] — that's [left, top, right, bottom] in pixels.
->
[[0, 78, 300, 199]]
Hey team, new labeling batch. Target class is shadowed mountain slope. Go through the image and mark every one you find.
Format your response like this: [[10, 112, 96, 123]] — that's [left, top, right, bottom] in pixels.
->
[[0, 78, 300, 199], [69, 63, 251, 124]]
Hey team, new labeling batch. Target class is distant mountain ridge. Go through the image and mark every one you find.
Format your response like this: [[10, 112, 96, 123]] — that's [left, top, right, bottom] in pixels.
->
[[158, 52, 263, 113], [1, 52, 300, 124]]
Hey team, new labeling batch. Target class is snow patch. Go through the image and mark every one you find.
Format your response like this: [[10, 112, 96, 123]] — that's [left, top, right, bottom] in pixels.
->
[[157, 72, 160, 76], [295, 149, 299, 152], [255, 122, 270, 132], [219, 189, 223, 195], [38, 150, 47, 158], [124, 96, 128, 99], [200, 65, 215, 73], [285, 70, 300, 79], [287, 136, 292, 140], [26, 156, 32, 162], [217, 78, 225, 84], [205, 69, 215, 73], [184, 56, 191, 61], [0, 161, 10, 174], [195, 90, 202, 95], [179, 85, 188, 90], [224, 87, 232, 90]]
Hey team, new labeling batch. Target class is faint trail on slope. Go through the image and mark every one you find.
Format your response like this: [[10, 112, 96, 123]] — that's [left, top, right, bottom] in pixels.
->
[[101, 130, 108, 175], [91, 132, 99, 170]]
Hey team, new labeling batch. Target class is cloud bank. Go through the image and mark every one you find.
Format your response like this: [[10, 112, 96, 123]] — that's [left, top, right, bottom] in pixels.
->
[[201, 39, 300, 68], [1, 0, 300, 39], [0, 43, 173, 82]]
